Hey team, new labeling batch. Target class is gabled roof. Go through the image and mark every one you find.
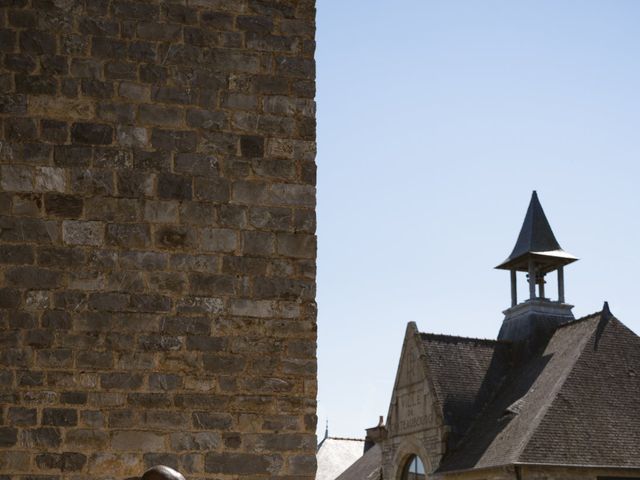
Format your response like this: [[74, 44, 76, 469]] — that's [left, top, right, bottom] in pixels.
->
[[316, 437, 365, 480], [438, 307, 640, 472], [335, 444, 382, 480], [496, 191, 577, 272]]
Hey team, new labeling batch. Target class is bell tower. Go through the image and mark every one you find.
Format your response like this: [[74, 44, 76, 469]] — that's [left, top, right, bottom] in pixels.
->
[[496, 191, 577, 343]]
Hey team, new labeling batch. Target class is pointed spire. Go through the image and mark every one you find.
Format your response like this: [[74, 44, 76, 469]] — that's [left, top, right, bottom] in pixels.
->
[[601, 301, 612, 321], [496, 191, 577, 272]]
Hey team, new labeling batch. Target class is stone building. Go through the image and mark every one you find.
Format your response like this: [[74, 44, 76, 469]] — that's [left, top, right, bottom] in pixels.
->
[[0, 1, 316, 478], [340, 192, 640, 480]]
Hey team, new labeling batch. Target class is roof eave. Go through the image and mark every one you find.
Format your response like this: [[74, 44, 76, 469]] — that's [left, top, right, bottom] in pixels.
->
[[495, 251, 578, 272], [438, 461, 640, 476]]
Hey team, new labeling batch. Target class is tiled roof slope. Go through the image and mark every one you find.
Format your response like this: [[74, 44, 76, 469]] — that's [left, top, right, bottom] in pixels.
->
[[335, 444, 382, 480], [438, 310, 640, 472], [420, 334, 513, 442], [316, 437, 365, 480], [521, 314, 640, 466]]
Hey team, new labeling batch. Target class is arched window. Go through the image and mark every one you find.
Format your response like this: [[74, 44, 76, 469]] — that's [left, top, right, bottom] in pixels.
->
[[401, 454, 425, 480]]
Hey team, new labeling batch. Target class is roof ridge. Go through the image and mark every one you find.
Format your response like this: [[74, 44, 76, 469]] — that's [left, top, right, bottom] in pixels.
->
[[512, 315, 599, 461], [420, 332, 510, 345], [553, 309, 603, 331], [326, 436, 364, 442]]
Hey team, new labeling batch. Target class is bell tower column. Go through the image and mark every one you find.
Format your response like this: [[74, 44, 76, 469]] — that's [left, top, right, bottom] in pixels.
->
[[496, 191, 578, 343]]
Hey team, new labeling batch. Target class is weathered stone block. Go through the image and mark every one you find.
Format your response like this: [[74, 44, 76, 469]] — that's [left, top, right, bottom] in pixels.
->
[[158, 173, 193, 200], [71, 122, 113, 145], [111, 430, 165, 451], [34, 167, 66, 193], [35, 452, 87, 472], [7, 407, 36, 426], [202, 228, 237, 252], [44, 194, 83, 218], [19, 427, 61, 448], [42, 408, 78, 426], [138, 104, 183, 126], [205, 452, 279, 475], [63, 220, 104, 246], [175, 153, 219, 176], [1, 165, 33, 192], [105, 223, 150, 248], [100, 373, 144, 390]]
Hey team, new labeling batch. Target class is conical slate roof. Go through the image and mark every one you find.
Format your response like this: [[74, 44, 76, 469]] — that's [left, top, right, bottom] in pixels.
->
[[496, 191, 577, 272]]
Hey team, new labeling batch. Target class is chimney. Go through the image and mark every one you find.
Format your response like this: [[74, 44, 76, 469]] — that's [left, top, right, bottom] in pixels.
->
[[364, 416, 387, 453]]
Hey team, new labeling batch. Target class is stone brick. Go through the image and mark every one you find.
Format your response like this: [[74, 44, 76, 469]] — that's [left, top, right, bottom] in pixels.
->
[[8, 407, 36, 426], [5, 117, 37, 141], [19, 30, 56, 55], [186, 108, 226, 130], [158, 173, 193, 200], [128, 393, 172, 408], [5, 266, 63, 289], [143, 452, 179, 470], [20, 427, 61, 448], [149, 373, 183, 391], [37, 348, 72, 368], [15, 74, 57, 94], [277, 233, 316, 258], [205, 452, 278, 475], [91, 37, 127, 59], [175, 153, 219, 176], [118, 81, 150, 102], [111, 430, 165, 451], [104, 61, 137, 81], [66, 429, 108, 449], [170, 431, 220, 451], [41, 119, 68, 143], [100, 373, 143, 390], [150, 128, 198, 152], [105, 223, 150, 248], [77, 351, 113, 369], [194, 177, 230, 202], [96, 102, 135, 123], [202, 228, 237, 252], [34, 167, 66, 193], [42, 408, 78, 426], [154, 225, 197, 250], [0, 245, 34, 265], [138, 104, 183, 126], [44, 194, 83, 218], [87, 452, 141, 475], [36, 452, 87, 472], [138, 335, 183, 352], [63, 220, 104, 246], [60, 391, 88, 405], [54, 145, 92, 167], [71, 122, 113, 145], [0, 450, 30, 472], [1, 165, 33, 192]]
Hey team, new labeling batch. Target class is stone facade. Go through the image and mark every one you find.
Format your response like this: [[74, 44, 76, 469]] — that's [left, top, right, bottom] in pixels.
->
[[0, 0, 316, 478], [382, 323, 446, 480]]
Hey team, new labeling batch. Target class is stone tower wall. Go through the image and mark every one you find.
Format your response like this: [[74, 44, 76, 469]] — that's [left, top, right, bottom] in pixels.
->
[[0, 1, 316, 478]]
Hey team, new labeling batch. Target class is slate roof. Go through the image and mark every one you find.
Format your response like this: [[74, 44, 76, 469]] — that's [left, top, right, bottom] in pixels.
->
[[420, 334, 513, 442], [316, 437, 365, 480], [436, 308, 640, 472], [335, 444, 382, 480]]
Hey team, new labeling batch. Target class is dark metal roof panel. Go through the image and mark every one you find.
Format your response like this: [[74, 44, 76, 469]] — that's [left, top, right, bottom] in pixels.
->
[[496, 191, 577, 270]]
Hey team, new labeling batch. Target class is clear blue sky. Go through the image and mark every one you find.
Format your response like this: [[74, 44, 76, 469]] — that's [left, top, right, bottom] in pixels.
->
[[315, 0, 640, 439]]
